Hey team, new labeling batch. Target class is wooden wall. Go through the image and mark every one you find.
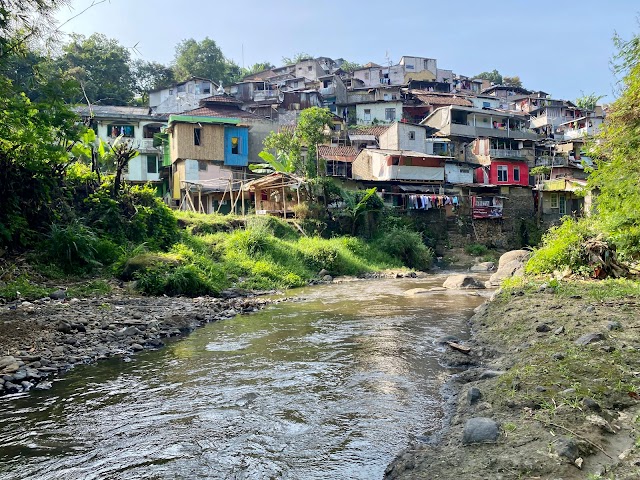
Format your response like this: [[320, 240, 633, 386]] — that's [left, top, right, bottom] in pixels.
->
[[170, 123, 225, 162]]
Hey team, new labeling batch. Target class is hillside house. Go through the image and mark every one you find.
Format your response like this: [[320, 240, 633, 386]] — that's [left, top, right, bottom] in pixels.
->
[[74, 106, 169, 190], [149, 77, 217, 114]]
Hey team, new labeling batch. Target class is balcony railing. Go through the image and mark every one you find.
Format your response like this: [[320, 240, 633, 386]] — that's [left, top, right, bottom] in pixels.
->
[[490, 148, 526, 159], [535, 156, 569, 167]]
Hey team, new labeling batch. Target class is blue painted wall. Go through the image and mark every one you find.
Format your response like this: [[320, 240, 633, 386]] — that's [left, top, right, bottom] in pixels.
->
[[224, 126, 249, 166]]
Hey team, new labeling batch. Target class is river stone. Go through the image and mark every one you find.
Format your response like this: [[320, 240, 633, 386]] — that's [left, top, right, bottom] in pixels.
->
[[49, 289, 67, 300], [131, 343, 144, 352], [607, 321, 622, 331], [536, 323, 552, 333], [0, 356, 16, 370], [1, 363, 21, 374], [57, 321, 73, 334], [467, 387, 482, 405], [487, 250, 530, 286], [575, 332, 605, 346], [34, 381, 52, 391], [470, 262, 495, 272], [404, 288, 431, 295], [3, 381, 20, 394], [322, 275, 333, 282], [462, 417, 499, 444], [442, 275, 485, 290], [11, 369, 28, 382], [554, 436, 579, 462]]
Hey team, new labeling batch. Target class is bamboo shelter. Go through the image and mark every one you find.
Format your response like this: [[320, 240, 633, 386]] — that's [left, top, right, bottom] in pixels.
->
[[243, 172, 307, 217]]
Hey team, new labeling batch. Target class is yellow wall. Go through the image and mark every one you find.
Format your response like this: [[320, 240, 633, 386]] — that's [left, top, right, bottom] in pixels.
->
[[404, 70, 436, 83]]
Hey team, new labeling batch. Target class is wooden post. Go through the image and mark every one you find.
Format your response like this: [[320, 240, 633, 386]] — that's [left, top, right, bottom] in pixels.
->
[[241, 180, 246, 217], [229, 179, 234, 215], [282, 183, 286, 218], [198, 187, 203, 214]]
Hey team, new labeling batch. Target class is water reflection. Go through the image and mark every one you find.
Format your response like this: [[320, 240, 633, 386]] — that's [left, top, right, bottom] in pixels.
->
[[0, 275, 488, 479]]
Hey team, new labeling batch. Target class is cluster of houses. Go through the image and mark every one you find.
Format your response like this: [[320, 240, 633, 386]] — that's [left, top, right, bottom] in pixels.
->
[[74, 54, 605, 248]]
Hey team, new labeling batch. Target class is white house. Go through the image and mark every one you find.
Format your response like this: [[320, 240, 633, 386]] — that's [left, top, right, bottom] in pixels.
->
[[74, 106, 169, 185], [355, 101, 403, 125], [149, 77, 218, 114]]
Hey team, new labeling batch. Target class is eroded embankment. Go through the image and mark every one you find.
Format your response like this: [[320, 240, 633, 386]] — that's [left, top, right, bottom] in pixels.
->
[[0, 293, 274, 396], [386, 286, 640, 480]]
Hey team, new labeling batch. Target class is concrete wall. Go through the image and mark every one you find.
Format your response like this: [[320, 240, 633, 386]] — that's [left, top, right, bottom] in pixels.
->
[[379, 123, 428, 152], [445, 163, 473, 184], [355, 101, 403, 125], [150, 79, 214, 114]]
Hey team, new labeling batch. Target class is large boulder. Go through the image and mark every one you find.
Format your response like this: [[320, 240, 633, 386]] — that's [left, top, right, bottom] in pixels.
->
[[443, 274, 486, 290], [487, 250, 530, 286], [470, 262, 495, 272]]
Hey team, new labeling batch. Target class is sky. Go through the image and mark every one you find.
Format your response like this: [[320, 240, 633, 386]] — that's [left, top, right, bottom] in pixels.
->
[[53, 0, 640, 102]]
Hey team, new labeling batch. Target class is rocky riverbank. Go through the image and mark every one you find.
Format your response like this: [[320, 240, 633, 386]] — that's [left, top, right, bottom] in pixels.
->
[[0, 292, 276, 396], [385, 281, 640, 480]]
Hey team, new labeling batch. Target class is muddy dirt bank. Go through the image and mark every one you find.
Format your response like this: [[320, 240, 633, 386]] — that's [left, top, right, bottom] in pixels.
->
[[386, 286, 640, 480]]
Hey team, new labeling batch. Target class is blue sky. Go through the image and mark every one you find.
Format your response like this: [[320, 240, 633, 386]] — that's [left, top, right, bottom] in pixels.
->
[[54, 0, 640, 102]]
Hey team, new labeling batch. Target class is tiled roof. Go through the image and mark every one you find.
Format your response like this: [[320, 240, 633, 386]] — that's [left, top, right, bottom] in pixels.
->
[[409, 90, 473, 107], [199, 95, 242, 104], [318, 145, 359, 162], [347, 125, 390, 137], [182, 105, 262, 120]]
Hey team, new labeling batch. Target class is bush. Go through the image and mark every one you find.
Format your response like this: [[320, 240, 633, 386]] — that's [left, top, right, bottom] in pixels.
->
[[45, 220, 102, 273], [464, 243, 489, 257], [377, 227, 434, 271], [297, 237, 340, 271], [526, 217, 597, 275]]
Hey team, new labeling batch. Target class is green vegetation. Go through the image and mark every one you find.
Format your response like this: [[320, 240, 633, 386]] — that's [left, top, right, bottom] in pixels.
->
[[464, 243, 490, 257]]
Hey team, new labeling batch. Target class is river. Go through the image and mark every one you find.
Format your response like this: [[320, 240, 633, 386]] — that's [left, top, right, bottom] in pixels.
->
[[0, 275, 488, 480]]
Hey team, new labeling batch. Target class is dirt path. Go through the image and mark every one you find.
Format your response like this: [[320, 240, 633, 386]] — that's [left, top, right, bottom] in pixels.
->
[[386, 287, 640, 479]]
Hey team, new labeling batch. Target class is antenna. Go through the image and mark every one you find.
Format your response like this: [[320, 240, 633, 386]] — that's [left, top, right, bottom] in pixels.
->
[[242, 44, 244, 70]]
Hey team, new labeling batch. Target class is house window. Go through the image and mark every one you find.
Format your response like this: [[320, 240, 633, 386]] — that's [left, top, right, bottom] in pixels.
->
[[146, 155, 158, 174], [202, 82, 211, 94], [513, 167, 520, 182], [423, 59, 429, 69], [364, 72, 370, 80], [364, 109, 371, 121], [559, 195, 567, 215], [550, 193, 559, 208], [408, 131, 416, 140], [433, 142, 448, 155], [292, 81, 299, 88], [385, 108, 396, 121], [308, 65, 313, 71], [177, 84, 186, 93], [194, 128, 202, 146], [231, 136, 240, 155], [107, 125, 134, 138], [383, 93, 390, 101], [483, 101, 491, 108], [198, 160, 207, 171], [497, 165, 508, 182]]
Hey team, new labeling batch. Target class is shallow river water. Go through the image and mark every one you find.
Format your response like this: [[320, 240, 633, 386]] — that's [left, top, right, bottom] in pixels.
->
[[0, 275, 488, 480]]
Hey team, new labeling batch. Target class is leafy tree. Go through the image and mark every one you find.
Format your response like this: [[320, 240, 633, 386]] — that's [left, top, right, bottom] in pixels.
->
[[111, 138, 139, 197], [475, 69, 503, 85], [59, 33, 134, 105], [503, 75, 523, 88], [339, 60, 361, 73], [132, 59, 175, 101], [252, 130, 301, 173], [587, 31, 640, 258], [297, 107, 334, 178], [281, 52, 313, 65], [173, 37, 240, 85], [575, 92, 605, 111], [243, 61, 275, 77]]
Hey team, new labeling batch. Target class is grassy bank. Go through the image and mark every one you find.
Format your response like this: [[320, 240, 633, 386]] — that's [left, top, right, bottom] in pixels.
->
[[0, 206, 434, 301]]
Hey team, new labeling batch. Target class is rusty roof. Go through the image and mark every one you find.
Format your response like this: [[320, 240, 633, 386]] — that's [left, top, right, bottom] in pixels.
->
[[199, 95, 243, 104], [347, 125, 390, 137], [318, 145, 359, 163], [409, 90, 473, 107]]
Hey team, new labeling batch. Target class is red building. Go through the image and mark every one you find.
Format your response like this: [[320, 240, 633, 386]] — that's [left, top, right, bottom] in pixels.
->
[[475, 160, 529, 186]]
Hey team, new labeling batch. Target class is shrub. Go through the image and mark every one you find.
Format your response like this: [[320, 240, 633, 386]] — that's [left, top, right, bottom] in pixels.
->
[[526, 217, 597, 275], [377, 227, 434, 271], [45, 220, 102, 273], [464, 243, 489, 257]]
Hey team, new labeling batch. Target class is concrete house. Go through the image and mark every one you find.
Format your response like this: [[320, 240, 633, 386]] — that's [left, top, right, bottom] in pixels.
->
[[74, 105, 169, 190], [352, 149, 445, 183], [149, 77, 217, 114]]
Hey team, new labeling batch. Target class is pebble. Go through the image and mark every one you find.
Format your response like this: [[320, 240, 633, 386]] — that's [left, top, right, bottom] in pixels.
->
[[575, 332, 605, 346], [462, 417, 499, 444], [536, 323, 551, 333]]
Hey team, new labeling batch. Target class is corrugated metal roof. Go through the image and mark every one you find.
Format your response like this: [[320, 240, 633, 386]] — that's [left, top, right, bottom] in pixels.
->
[[181, 105, 262, 120]]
